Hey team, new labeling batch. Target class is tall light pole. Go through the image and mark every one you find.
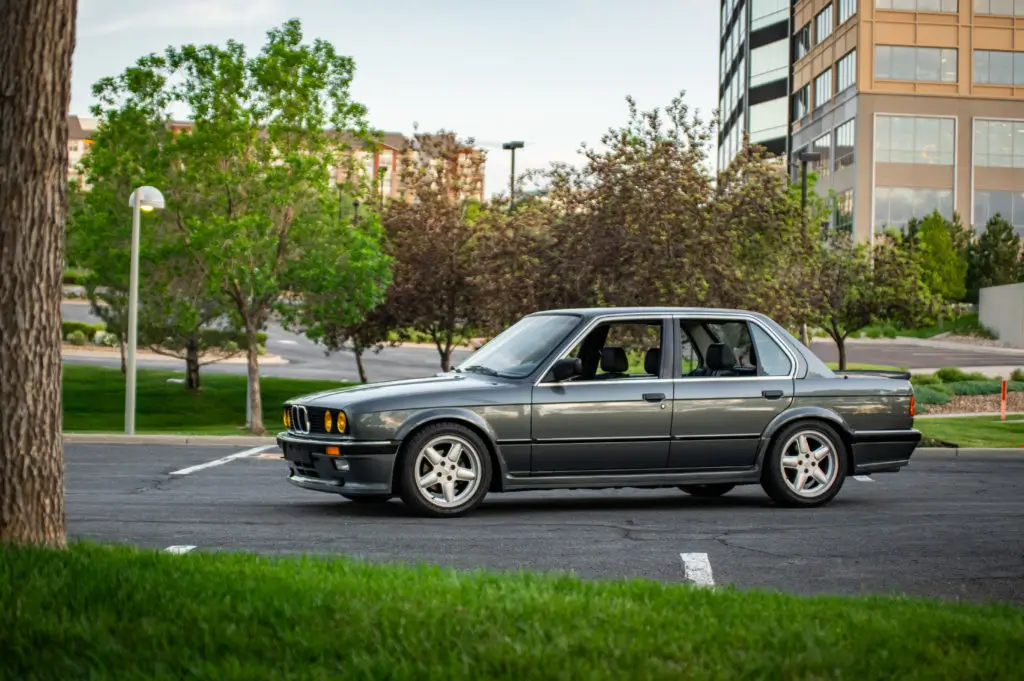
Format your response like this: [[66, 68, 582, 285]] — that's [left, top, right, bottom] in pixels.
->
[[125, 186, 165, 434], [502, 140, 524, 211], [795, 151, 821, 349]]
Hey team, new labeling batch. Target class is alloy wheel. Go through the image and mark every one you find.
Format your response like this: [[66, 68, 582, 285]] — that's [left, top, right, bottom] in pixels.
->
[[412, 435, 482, 509], [778, 430, 839, 498]]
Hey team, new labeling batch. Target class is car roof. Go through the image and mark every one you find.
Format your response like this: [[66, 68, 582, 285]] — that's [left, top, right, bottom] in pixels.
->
[[528, 306, 766, 319]]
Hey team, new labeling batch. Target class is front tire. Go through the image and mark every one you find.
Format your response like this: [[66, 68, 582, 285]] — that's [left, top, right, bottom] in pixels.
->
[[761, 421, 847, 507], [678, 483, 735, 498], [397, 422, 492, 518]]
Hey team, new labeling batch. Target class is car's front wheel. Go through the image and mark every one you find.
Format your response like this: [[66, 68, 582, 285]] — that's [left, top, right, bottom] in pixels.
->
[[678, 483, 735, 497], [761, 422, 847, 507], [397, 422, 492, 518]]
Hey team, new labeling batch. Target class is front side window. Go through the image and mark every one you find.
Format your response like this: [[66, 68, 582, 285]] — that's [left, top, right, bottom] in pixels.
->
[[553, 319, 665, 381]]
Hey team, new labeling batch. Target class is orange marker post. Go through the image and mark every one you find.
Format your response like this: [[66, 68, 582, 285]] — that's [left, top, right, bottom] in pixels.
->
[[1001, 379, 1007, 421]]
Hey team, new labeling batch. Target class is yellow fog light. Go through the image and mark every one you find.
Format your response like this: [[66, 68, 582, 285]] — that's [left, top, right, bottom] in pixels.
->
[[325, 410, 333, 432], [336, 411, 347, 433], [283, 408, 291, 427]]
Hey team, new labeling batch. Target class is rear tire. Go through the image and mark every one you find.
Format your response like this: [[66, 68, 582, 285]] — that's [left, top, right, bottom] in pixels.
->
[[678, 483, 735, 498], [761, 421, 847, 507], [397, 422, 492, 518]]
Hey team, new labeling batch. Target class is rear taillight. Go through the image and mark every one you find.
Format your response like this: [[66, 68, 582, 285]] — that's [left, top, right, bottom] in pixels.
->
[[910, 395, 916, 417]]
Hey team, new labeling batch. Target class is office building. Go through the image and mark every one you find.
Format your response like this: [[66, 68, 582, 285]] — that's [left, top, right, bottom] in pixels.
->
[[717, 0, 793, 171], [788, 0, 1024, 241]]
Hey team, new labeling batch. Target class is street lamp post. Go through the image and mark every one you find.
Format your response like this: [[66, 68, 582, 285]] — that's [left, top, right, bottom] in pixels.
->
[[794, 151, 821, 349], [125, 186, 165, 434], [502, 141, 524, 212]]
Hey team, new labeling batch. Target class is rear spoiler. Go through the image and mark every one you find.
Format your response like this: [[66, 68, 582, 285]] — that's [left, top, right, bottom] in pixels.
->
[[834, 369, 912, 381]]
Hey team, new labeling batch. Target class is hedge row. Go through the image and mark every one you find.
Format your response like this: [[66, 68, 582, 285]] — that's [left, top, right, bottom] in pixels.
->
[[914, 380, 1024, 405], [61, 321, 267, 349]]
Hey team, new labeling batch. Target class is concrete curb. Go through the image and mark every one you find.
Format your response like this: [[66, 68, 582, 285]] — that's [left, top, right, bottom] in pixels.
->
[[915, 447, 1024, 457], [63, 433, 280, 446]]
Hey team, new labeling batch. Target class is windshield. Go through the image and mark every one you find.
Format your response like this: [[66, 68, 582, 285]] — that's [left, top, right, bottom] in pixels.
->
[[455, 314, 581, 378]]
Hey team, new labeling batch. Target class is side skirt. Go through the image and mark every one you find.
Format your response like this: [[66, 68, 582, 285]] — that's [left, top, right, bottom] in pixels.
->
[[500, 469, 761, 493]]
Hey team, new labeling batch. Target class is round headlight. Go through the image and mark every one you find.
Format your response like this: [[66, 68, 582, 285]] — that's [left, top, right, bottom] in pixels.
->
[[324, 410, 333, 432], [336, 411, 347, 433]]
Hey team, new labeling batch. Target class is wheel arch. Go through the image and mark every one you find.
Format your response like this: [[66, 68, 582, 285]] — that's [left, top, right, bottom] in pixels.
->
[[755, 407, 855, 476], [390, 409, 508, 495]]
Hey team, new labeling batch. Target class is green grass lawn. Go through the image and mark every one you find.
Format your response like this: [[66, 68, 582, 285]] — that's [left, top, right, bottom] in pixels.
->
[[1, 541, 1022, 680], [63, 365, 353, 435], [916, 415, 1024, 448]]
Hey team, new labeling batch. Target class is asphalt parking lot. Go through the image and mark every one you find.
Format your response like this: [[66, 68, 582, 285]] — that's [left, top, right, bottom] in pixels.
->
[[65, 442, 1024, 605]]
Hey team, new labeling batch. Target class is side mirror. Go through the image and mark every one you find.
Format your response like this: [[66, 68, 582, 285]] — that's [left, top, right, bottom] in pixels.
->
[[549, 357, 582, 382]]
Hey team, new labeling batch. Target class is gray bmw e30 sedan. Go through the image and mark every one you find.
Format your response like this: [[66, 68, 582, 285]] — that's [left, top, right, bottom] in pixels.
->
[[277, 307, 921, 517]]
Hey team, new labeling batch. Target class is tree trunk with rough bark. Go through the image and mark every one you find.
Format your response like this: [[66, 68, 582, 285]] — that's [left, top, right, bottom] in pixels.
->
[[185, 337, 201, 390], [353, 347, 368, 384], [0, 0, 78, 547], [244, 320, 264, 434]]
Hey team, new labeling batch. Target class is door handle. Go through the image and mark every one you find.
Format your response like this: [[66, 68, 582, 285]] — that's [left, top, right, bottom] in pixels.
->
[[762, 390, 784, 400], [642, 393, 666, 402]]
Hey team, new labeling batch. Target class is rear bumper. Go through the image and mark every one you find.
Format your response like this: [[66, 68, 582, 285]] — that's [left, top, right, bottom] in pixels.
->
[[849, 428, 922, 475], [276, 432, 400, 496]]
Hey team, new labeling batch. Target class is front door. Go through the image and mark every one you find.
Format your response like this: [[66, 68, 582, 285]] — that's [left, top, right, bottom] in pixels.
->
[[531, 316, 673, 474], [668, 316, 795, 471]]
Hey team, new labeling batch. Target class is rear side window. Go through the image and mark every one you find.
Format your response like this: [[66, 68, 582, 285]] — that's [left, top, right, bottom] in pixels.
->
[[750, 323, 792, 377]]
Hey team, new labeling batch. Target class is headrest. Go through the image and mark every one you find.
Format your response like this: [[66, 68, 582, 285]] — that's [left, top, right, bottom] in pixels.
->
[[600, 346, 629, 374], [706, 343, 736, 371], [644, 348, 661, 375]]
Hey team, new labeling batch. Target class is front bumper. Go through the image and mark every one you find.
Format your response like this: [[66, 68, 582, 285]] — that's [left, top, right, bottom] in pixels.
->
[[850, 428, 922, 475], [276, 432, 400, 496]]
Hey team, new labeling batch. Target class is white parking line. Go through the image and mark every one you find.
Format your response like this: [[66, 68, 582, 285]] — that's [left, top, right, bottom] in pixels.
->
[[165, 545, 196, 554], [679, 552, 715, 587], [853, 475, 875, 482], [169, 445, 274, 476]]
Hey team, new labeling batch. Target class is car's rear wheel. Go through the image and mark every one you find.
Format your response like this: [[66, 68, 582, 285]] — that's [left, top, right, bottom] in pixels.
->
[[761, 422, 847, 507], [397, 422, 492, 518], [341, 494, 390, 504], [678, 483, 735, 497]]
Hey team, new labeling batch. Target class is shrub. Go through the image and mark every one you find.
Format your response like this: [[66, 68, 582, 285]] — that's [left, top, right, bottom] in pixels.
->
[[865, 327, 882, 339], [66, 330, 88, 346], [935, 367, 989, 383], [913, 385, 952, 405], [1011, 368, 1024, 383], [62, 321, 104, 340], [910, 373, 942, 386], [944, 380, 1024, 396]]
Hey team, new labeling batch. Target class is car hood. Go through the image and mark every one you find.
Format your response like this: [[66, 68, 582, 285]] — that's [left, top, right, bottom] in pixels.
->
[[291, 372, 509, 410]]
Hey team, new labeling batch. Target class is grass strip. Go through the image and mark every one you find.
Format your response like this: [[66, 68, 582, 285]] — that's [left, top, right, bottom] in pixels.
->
[[916, 415, 1024, 448], [1, 541, 1022, 680], [63, 364, 352, 435]]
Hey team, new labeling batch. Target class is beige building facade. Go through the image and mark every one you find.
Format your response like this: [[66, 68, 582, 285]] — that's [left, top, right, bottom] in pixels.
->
[[789, 0, 1024, 243]]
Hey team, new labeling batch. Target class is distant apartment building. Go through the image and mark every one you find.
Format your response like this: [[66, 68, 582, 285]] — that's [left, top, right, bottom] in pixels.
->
[[717, 0, 793, 170], [65, 116, 485, 204], [718, 1, 1024, 242], [792, 0, 1024, 241]]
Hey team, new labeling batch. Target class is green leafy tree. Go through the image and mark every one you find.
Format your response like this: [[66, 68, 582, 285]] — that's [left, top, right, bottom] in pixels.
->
[[92, 19, 380, 433], [966, 214, 1024, 302], [900, 211, 967, 302], [808, 231, 935, 369]]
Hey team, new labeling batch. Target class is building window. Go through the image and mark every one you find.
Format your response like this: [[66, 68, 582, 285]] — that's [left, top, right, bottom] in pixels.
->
[[69, 142, 79, 151], [812, 131, 833, 178], [793, 23, 811, 61], [874, 187, 954, 232], [792, 84, 810, 120], [974, 0, 1024, 15], [877, 0, 958, 10], [875, 45, 957, 82], [974, 119, 1024, 168], [837, 49, 857, 92], [815, 5, 834, 44], [838, 0, 857, 23], [751, 0, 789, 30], [974, 50, 1024, 86], [751, 39, 790, 88], [875, 115, 956, 165], [834, 189, 854, 232], [749, 98, 789, 144], [974, 190, 1024, 235], [814, 67, 833, 108], [835, 118, 856, 169]]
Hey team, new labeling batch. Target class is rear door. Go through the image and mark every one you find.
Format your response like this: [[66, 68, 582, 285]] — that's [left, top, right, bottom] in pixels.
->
[[668, 314, 796, 471]]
